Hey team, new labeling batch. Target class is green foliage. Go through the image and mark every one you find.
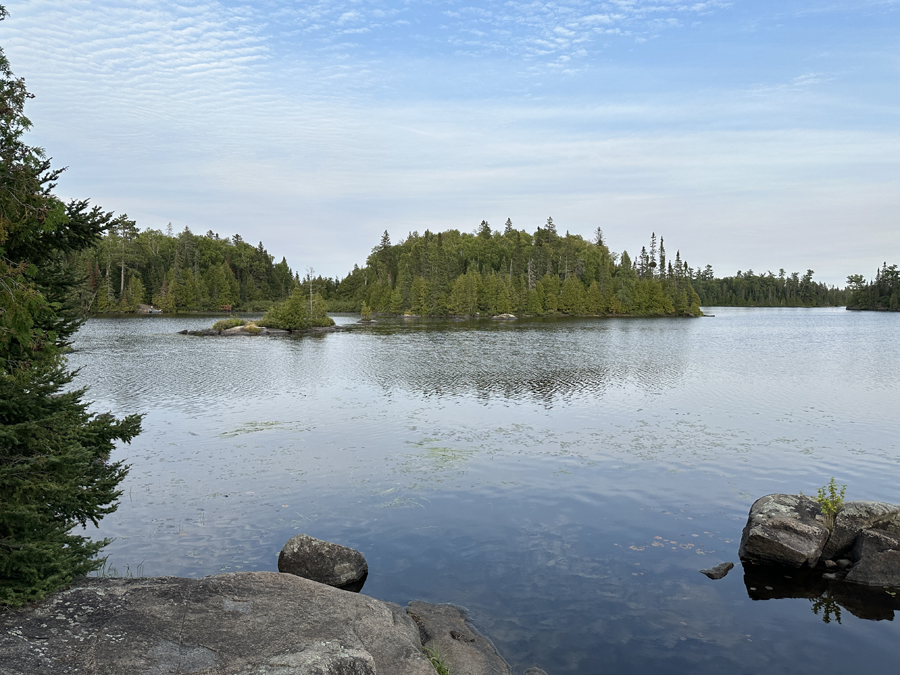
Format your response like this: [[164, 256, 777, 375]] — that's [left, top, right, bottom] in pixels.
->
[[212, 317, 246, 331], [847, 263, 899, 311], [815, 478, 846, 530], [691, 267, 848, 308], [69, 226, 296, 314], [0, 19, 142, 607], [323, 225, 703, 318], [258, 288, 334, 330], [423, 645, 451, 675], [360, 301, 372, 321]]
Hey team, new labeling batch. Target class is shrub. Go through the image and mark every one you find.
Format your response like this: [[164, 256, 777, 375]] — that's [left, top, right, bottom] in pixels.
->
[[258, 288, 334, 330], [815, 478, 847, 530]]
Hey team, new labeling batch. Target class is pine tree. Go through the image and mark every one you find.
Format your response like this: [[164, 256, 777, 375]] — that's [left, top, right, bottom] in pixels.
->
[[1, 14, 142, 607]]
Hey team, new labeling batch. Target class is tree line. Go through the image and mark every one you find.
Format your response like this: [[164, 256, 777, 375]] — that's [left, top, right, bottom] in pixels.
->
[[73, 220, 859, 316], [690, 267, 848, 307], [847, 263, 900, 311], [69, 224, 297, 313], [320, 222, 704, 317]]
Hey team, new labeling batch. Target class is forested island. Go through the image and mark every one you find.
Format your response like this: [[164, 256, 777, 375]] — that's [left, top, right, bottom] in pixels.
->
[[73, 219, 855, 317], [846, 263, 900, 311]]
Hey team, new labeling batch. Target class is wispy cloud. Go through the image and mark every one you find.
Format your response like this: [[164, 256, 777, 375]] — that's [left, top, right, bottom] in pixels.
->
[[0, 0, 896, 285]]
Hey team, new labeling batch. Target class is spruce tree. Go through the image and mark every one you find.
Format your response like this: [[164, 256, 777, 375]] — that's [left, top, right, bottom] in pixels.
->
[[0, 9, 142, 607]]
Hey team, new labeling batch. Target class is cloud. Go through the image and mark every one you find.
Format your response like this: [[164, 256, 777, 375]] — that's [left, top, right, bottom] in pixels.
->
[[1, 0, 896, 286]]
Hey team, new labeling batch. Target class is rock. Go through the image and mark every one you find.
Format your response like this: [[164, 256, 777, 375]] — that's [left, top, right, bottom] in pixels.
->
[[848, 528, 900, 562], [524, 669, 550, 675], [822, 572, 840, 581], [491, 314, 517, 320], [837, 558, 853, 569], [738, 494, 830, 568], [223, 324, 250, 335], [700, 562, 735, 579], [278, 534, 368, 590], [845, 550, 900, 587], [822, 501, 900, 560], [407, 601, 511, 675], [843, 529, 900, 586], [0, 572, 435, 675], [824, 560, 837, 569]]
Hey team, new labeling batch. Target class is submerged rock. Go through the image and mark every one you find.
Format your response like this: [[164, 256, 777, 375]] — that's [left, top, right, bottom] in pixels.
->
[[738, 494, 830, 568], [278, 533, 368, 590], [700, 562, 735, 580]]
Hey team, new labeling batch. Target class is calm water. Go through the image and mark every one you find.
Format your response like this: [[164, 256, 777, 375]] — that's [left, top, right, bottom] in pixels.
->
[[69, 308, 900, 674]]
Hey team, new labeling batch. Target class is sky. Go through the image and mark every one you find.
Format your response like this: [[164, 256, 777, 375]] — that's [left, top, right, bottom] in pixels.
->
[[2, 0, 898, 285]]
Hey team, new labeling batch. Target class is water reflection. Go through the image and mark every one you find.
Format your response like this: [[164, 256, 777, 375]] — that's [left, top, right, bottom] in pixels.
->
[[350, 317, 693, 405], [67, 309, 900, 674], [742, 563, 900, 622]]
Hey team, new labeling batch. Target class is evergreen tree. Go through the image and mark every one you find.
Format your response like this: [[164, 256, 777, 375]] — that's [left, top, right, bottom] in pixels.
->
[[0, 15, 142, 606]]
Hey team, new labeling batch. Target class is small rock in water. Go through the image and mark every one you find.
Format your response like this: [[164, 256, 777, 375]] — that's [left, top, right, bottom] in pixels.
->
[[825, 560, 838, 569], [837, 559, 853, 569], [700, 562, 735, 580], [822, 572, 840, 581]]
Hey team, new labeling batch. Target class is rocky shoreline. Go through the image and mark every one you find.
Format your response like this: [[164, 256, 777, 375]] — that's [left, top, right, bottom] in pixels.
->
[[0, 573, 523, 675], [0, 535, 531, 675], [6, 496, 900, 673], [178, 324, 351, 337]]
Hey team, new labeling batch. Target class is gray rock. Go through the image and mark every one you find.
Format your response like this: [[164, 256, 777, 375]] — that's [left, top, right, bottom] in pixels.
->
[[524, 669, 550, 675], [845, 550, 900, 587], [841, 529, 900, 586], [824, 560, 837, 569], [822, 501, 900, 560], [700, 562, 735, 580], [837, 558, 853, 569], [848, 528, 900, 563], [738, 494, 830, 568], [0, 572, 434, 675], [407, 601, 511, 675], [278, 534, 368, 589]]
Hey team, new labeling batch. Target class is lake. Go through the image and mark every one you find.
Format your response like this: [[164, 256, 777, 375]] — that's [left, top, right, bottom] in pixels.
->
[[69, 307, 900, 674]]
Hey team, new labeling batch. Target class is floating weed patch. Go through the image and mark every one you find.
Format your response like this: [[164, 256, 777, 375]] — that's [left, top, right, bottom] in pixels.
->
[[377, 497, 426, 509], [219, 421, 308, 438]]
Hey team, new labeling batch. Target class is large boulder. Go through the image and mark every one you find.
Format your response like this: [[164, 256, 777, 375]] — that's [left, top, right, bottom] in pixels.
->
[[821, 501, 900, 560], [407, 601, 512, 675], [278, 534, 368, 590], [739, 494, 830, 568], [0, 572, 435, 675]]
